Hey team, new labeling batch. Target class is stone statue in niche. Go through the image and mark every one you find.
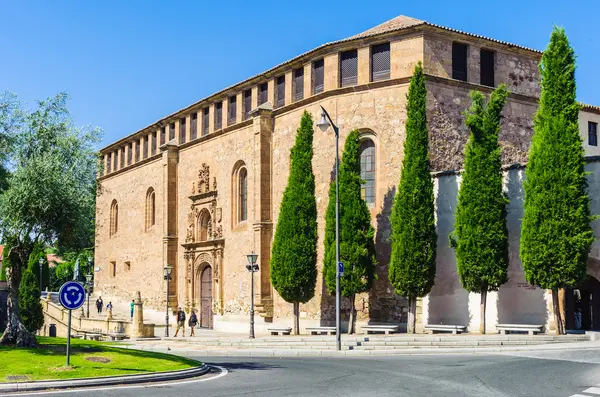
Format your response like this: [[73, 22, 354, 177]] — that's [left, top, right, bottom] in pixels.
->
[[210, 201, 216, 215], [216, 208, 222, 223], [198, 163, 210, 194]]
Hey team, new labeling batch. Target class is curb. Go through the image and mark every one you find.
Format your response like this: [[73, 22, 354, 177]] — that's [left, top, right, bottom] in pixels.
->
[[0, 364, 210, 393]]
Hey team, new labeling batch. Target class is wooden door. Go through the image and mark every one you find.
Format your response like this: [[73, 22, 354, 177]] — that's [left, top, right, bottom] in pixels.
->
[[200, 266, 213, 328]]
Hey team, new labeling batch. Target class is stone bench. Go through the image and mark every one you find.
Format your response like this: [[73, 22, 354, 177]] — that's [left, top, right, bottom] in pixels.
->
[[267, 327, 292, 336], [107, 333, 128, 341], [306, 327, 336, 335], [361, 325, 400, 335], [424, 325, 467, 334], [85, 333, 103, 341], [496, 324, 543, 335]]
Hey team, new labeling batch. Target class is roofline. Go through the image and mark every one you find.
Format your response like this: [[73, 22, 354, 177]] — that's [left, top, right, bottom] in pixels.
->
[[101, 21, 547, 153], [582, 103, 600, 115]]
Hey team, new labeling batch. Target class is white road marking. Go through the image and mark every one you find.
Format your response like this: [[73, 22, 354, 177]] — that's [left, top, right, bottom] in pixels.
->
[[570, 395, 593, 397], [584, 387, 600, 394], [0, 365, 228, 396]]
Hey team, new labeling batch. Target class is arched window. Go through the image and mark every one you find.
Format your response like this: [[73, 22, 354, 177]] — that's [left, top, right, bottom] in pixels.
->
[[110, 200, 118, 236], [232, 161, 248, 227], [359, 139, 376, 205], [145, 187, 155, 230], [239, 168, 248, 222], [197, 209, 212, 242]]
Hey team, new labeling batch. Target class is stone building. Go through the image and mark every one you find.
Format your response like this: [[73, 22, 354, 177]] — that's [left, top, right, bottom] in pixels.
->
[[95, 15, 600, 333]]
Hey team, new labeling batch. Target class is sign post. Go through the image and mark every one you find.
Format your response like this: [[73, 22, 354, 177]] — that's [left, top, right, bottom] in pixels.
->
[[59, 281, 86, 366], [338, 262, 344, 277]]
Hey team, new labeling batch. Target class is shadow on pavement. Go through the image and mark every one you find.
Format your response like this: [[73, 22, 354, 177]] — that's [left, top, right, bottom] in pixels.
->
[[206, 361, 281, 373]]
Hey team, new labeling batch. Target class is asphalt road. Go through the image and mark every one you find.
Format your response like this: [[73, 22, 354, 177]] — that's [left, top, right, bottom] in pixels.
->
[[6, 349, 600, 397]]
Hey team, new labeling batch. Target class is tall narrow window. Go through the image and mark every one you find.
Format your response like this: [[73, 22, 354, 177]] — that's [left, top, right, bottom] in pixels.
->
[[151, 132, 157, 155], [275, 76, 285, 108], [359, 139, 376, 205], [135, 140, 140, 162], [120, 147, 125, 169], [160, 127, 166, 145], [190, 113, 198, 140], [228, 95, 237, 125], [589, 122, 598, 146], [128, 143, 132, 165], [313, 59, 324, 94], [293, 67, 304, 102], [340, 50, 358, 87], [239, 168, 247, 222], [480, 49, 495, 87], [145, 187, 155, 230], [258, 83, 268, 106], [111, 261, 116, 278], [197, 209, 211, 242], [215, 102, 223, 130], [179, 118, 186, 144], [143, 136, 148, 159], [371, 42, 390, 82], [202, 108, 209, 136], [169, 123, 175, 141], [243, 90, 252, 120], [106, 153, 111, 173], [110, 200, 118, 236], [452, 42, 468, 81]]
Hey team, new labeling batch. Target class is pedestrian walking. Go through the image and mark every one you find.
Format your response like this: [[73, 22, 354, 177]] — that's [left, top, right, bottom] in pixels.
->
[[188, 310, 198, 337], [130, 299, 135, 321], [96, 297, 103, 314], [174, 307, 186, 337]]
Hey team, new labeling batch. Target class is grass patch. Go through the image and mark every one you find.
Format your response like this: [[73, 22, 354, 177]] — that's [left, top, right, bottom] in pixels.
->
[[0, 336, 200, 382]]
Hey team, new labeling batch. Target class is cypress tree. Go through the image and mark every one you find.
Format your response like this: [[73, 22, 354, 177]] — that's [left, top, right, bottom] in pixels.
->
[[450, 85, 509, 334], [270, 111, 318, 335], [27, 243, 48, 291], [521, 27, 594, 335], [324, 129, 376, 334], [389, 63, 437, 334], [18, 268, 44, 333]]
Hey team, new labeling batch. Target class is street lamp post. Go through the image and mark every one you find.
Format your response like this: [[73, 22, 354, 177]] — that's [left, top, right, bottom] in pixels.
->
[[163, 265, 173, 337], [38, 257, 44, 292], [246, 252, 259, 339], [316, 106, 341, 351], [85, 273, 92, 318]]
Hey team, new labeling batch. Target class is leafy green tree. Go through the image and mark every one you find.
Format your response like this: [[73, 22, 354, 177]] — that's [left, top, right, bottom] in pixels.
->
[[270, 111, 318, 335], [520, 27, 594, 335], [450, 85, 509, 334], [389, 63, 437, 334], [27, 243, 49, 291], [324, 130, 377, 334], [0, 92, 101, 346], [18, 268, 44, 334]]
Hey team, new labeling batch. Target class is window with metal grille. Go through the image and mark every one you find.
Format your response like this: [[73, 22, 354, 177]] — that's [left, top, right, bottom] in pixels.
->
[[215, 102, 223, 130], [340, 50, 358, 87], [590, 122, 598, 146], [180, 118, 186, 144], [160, 127, 165, 145], [243, 90, 252, 120], [313, 59, 324, 94], [258, 83, 268, 105], [169, 123, 175, 141], [276, 76, 285, 108], [480, 49, 495, 87], [371, 43, 390, 82], [128, 143, 132, 165], [202, 108, 209, 136], [452, 42, 468, 81], [239, 168, 247, 222], [293, 67, 304, 102], [135, 140, 140, 162], [228, 95, 237, 125], [151, 132, 157, 155], [190, 113, 197, 140], [120, 147, 125, 169], [360, 139, 376, 205], [143, 136, 148, 159], [106, 153, 111, 173]]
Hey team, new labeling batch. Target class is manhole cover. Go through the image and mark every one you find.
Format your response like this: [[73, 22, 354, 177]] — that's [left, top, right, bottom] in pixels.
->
[[6, 375, 31, 381], [85, 356, 112, 363]]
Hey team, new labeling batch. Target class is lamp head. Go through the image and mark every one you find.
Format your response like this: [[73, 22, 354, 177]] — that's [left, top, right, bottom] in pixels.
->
[[316, 111, 330, 132], [38, 257, 44, 265], [85, 273, 92, 283], [247, 252, 258, 265], [164, 264, 173, 277]]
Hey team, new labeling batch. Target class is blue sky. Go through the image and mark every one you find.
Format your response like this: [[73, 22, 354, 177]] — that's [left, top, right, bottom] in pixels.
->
[[1, 0, 598, 148]]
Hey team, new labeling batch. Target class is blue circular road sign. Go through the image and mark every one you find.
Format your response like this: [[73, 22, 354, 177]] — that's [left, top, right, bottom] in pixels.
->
[[59, 281, 86, 310]]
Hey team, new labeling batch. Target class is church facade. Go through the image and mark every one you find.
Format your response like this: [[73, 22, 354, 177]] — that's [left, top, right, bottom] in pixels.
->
[[94, 15, 600, 333]]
